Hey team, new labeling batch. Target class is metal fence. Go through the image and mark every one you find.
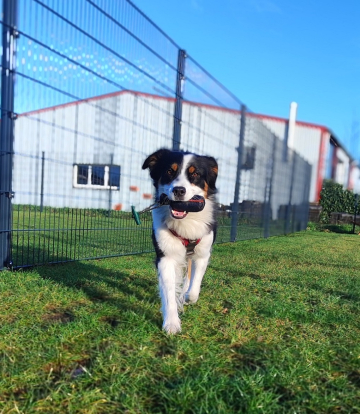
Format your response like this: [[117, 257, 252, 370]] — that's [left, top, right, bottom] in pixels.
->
[[0, 0, 311, 270]]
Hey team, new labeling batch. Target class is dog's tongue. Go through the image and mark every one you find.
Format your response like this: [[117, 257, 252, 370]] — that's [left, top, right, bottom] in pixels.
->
[[172, 209, 187, 218]]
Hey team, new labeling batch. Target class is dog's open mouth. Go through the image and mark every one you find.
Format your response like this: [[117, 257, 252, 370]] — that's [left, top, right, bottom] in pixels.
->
[[165, 195, 206, 219], [170, 207, 188, 219]]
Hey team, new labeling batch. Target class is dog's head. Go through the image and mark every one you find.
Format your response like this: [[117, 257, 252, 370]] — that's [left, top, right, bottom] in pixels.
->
[[142, 148, 218, 220]]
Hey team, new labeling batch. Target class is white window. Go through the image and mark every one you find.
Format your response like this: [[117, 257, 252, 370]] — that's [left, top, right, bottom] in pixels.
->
[[73, 164, 120, 190]]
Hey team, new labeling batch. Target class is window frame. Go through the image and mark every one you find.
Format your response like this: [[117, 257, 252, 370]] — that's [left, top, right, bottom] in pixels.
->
[[73, 164, 120, 190]]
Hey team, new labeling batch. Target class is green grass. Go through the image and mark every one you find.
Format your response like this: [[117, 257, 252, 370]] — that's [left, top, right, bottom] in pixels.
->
[[1, 229, 360, 413]]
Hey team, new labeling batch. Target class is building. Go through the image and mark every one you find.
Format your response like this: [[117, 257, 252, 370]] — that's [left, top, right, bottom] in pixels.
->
[[259, 104, 360, 200], [12, 91, 357, 215]]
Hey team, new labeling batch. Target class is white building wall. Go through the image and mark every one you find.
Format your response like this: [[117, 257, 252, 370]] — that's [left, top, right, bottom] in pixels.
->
[[260, 117, 326, 203], [350, 165, 360, 194], [259, 118, 287, 141], [14, 92, 176, 211], [334, 147, 350, 188], [13, 92, 313, 213]]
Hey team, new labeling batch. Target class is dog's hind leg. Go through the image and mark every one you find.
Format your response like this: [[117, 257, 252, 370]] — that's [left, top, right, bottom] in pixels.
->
[[157, 257, 182, 334]]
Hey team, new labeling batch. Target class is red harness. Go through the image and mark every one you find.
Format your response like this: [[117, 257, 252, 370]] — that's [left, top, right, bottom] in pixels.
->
[[169, 229, 201, 256]]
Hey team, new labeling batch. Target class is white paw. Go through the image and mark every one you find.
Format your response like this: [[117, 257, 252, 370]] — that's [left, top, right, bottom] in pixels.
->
[[185, 292, 199, 304], [163, 318, 181, 334]]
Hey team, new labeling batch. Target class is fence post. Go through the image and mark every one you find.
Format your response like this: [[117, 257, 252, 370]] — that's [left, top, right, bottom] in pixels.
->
[[108, 153, 114, 215], [40, 151, 45, 212], [0, 0, 17, 270], [172, 49, 186, 151], [285, 151, 296, 234], [300, 161, 312, 231], [352, 193, 358, 234], [263, 135, 277, 238], [230, 105, 246, 242]]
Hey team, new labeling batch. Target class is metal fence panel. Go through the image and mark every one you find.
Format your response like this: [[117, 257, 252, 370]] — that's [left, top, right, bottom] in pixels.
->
[[0, 0, 311, 269]]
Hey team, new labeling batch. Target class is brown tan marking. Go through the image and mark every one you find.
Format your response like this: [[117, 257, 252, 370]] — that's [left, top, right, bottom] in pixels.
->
[[171, 163, 178, 172], [188, 166, 195, 174], [203, 182, 209, 199], [212, 166, 218, 175]]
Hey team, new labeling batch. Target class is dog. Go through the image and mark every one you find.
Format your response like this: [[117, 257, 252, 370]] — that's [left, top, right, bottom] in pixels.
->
[[142, 148, 218, 334]]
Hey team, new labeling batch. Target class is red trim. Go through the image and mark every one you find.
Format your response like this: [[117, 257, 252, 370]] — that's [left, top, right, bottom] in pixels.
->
[[18, 89, 126, 117], [18, 89, 176, 118], [316, 130, 329, 202], [184, 100, 240, 115], [17, 89, 329, 133], [253, 113, 328, 133]]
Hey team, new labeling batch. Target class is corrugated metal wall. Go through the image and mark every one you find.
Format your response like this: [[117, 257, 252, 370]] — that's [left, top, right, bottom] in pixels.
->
[[260, 117, 329, 203], [14, 92, 175, 211], [14, 91, 314, 214]]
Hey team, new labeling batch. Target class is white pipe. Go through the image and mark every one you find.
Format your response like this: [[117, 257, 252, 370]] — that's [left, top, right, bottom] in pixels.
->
[[287, 102, 298, 149]]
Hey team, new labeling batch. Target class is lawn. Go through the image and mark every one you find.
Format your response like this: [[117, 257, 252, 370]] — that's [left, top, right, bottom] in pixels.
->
[[1, 229, 359, 413]]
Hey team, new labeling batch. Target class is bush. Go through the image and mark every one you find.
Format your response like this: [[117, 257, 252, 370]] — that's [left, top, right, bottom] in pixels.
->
[[319, 180, 359, 223]]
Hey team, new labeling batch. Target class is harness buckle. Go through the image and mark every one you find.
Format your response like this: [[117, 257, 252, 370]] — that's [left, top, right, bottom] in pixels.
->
[[169, 229, 201, 255]]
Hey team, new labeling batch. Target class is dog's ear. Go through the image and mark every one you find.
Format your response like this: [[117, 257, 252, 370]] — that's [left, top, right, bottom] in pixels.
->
[[205, 156, 218, 190], [142, 148, 170, 171], [142, 148, 172, 182]]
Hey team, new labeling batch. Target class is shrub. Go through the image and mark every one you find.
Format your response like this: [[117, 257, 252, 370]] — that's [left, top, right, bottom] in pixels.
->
[[319, 180, 359, 223]]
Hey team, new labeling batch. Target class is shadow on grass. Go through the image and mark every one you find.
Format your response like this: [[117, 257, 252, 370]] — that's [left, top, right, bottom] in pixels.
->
[[322, 224, 354, 234], [31, 247, 162, 329], [309, 223, 356, 234]]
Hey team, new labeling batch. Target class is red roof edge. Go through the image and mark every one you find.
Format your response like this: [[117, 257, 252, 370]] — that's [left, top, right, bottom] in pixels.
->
[[18, 89, 329, 133]]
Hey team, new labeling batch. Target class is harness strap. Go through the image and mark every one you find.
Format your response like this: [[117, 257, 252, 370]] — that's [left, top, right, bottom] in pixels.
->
[[169, 229, 201, 256]]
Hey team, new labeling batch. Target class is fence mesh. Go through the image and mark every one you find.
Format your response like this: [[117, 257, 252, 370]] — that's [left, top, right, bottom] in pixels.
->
[[0, 0, 311, 269]]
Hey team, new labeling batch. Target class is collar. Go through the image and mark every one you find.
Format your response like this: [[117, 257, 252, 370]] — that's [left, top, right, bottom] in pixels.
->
[[169, 229, 201, 256]]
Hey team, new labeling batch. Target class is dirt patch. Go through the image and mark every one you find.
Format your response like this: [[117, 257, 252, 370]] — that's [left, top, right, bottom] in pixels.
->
[[42, 310, 74, 324]]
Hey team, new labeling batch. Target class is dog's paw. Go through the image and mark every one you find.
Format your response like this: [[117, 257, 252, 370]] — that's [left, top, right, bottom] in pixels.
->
[[184, 292, 199, 304], [163, 318, 181, 334]]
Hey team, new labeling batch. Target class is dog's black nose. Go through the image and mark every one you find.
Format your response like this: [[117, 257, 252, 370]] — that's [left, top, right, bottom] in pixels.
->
[[173, 186, 186, 198]]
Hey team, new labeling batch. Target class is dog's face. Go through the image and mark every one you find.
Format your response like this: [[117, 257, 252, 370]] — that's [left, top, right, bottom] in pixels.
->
[[142, 149, 218, 220]]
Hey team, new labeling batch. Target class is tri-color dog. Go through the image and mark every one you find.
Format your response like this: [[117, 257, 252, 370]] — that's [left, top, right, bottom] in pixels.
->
[[142, 148, 218, 334]]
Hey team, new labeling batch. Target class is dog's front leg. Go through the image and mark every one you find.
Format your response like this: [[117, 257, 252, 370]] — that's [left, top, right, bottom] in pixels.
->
[[185, 231, 214, 304], [157, 257, 181, 334], [185, 254, 210, 304]]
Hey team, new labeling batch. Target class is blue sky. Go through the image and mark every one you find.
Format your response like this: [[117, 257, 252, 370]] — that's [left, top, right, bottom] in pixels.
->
[[133, 0, 360, 160]]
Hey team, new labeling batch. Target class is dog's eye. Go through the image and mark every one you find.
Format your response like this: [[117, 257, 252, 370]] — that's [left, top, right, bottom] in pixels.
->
[[192, 172, 199, 178], [167, 169, 173, 175]]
